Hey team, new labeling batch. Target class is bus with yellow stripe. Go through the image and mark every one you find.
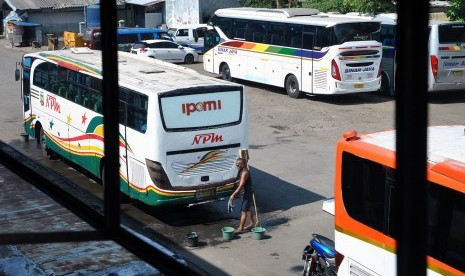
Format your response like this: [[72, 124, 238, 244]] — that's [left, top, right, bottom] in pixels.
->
[[333, 125, 465, 275], [203, 8, 383, 98], [18, 48, 248, 206]]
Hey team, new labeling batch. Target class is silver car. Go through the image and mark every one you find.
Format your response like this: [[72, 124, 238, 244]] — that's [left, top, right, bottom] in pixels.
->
[[130, 39, 199, 64]]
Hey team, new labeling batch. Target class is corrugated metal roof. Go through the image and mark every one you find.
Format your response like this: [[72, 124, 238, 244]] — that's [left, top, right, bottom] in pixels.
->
[[125, 0, 164, 6], [6, 0, 126, 11]]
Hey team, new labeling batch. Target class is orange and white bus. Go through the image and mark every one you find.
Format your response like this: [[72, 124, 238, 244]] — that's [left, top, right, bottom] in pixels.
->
[[333, 125, 465, 275]]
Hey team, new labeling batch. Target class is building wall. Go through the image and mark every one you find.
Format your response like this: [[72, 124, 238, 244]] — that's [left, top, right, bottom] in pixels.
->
[[28, 10, 84, 36], [165, 0, 240, 27], [199, 0, 240, 23]]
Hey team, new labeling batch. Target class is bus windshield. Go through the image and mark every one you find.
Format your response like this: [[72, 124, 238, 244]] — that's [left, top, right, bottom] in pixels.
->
[[332, 22, 380, 43]]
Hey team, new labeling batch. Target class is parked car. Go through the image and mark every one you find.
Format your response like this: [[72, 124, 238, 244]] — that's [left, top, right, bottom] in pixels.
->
[[83, 27, 172, 51], [130, 40, 199, 64], [167, 24, 208, 53]]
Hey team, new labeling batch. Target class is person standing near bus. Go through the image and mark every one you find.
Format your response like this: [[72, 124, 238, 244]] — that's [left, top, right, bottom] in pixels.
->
[[230, 158, 255, 234]]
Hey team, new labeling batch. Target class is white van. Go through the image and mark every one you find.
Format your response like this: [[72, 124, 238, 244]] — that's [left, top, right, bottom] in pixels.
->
[[428, 21, 465, 92], [168, 24, 208, 53]]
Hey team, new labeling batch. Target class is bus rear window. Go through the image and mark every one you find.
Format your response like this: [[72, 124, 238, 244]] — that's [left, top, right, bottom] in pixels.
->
[[159, 89, 242, 131], [439, 24, 465, 43], [332, 22, 381, 44]]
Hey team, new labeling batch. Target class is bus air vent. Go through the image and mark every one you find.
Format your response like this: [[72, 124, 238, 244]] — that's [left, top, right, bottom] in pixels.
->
[[139, 69, 165, 74], [71, 47, 93, 54]]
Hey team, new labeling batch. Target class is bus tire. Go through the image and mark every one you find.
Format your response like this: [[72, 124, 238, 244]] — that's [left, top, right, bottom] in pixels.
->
[[184, 54, 195, 64], [285, 74, 302, 98], [221, 63, 232, 81], [100, 164, 106, 187], [38, 127, 52, 158], [379, 72, 392, 97]]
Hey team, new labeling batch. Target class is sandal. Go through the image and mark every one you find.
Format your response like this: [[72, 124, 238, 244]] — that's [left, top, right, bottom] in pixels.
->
[[244, 225, 253, 231]]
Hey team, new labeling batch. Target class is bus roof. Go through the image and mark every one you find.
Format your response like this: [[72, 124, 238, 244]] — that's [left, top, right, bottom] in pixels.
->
[[28, 48, 239, 93], [359, 125, 465, 166], [213, 7, 382, 27]]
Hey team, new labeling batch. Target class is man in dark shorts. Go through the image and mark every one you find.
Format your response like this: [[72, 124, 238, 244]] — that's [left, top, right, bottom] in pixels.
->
[[230, 158, 255, 234]]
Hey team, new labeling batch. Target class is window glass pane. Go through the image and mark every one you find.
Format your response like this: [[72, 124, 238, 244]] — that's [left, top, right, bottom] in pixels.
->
[[439, 24, 465, 43], [140, 33, 153, 40], [341, 152, 386, 232], [268, 23, 285, 46], [232, 19, 248, 40], [247, 21, 267, 43], [315, 26, 330, 50]]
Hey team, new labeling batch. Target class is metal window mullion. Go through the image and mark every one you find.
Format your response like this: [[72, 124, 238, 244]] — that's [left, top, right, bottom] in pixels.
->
[[100, 0, 120, 233], [395, 2, 428, 275]]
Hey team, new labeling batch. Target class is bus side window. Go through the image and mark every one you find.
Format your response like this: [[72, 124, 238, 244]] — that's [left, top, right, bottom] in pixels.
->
[[270, 33, 282, 46], [67, 83, 76, 102], [314, 26, 330, 50], [232, 19, 248, 40], [74, 88, 82, 105], [94, 94, 102, 113], [81, 89, 90, 108]]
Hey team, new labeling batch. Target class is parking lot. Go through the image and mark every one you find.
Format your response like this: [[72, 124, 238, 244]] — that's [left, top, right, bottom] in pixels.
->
[[1, 42, 465, 275]]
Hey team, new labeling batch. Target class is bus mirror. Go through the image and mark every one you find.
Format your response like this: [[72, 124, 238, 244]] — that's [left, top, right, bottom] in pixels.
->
[[15, 69, 20, 81], [322, 198, 335, 216]]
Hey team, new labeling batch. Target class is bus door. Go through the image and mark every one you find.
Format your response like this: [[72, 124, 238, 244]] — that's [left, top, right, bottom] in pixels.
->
[[203, 28, 221, 72], [118, 90, 132, 196], [302, 26, 315, 94], [21, 57, 33, 135]]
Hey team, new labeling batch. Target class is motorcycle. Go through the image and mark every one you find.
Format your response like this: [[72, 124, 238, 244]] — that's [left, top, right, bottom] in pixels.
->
[[301, 234, 337, 276]]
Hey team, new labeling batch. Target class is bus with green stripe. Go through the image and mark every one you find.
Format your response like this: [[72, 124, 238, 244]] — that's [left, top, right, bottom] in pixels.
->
[[333, 13, 465, 95], [202, 8, 383, 98], [17, 48, 248, 206]]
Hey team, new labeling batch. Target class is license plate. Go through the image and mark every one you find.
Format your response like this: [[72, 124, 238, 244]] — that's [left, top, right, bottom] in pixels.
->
[[452, 71, 462, 76], [354, 83, 364, 89], [195, 188, 216, 200]]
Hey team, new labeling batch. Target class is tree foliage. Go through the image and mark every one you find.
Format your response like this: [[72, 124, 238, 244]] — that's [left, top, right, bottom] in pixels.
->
[[446, 0, 465, 21], [240, 0, 396, 15], [239, 0, 308, 8], [303, 0, 395, 15]]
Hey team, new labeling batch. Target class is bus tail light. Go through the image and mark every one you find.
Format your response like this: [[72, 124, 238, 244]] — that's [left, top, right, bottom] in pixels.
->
[[146, 159, 173, 190], [331, 59, 341, 81], [377, 66, 382, 78], [140, 47, 147, 53], [336, 250, 344, 269], [431, 55, 438, 80]]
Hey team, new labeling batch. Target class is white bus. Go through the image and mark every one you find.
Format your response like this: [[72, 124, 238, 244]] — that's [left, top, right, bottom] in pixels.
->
[[333, 126, 465, 275], [428, 21, 465, 92], [203, 8, 383, 98], [338, 13, 465, 95], [17, 48, 248, 207]]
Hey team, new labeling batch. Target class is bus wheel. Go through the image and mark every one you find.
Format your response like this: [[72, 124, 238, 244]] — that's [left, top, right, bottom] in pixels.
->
[[221, 63, 232, 81], [379, 72, 392, 97], [184, 54, 195, 64], [100, 165, 105, 187], [38, 127, 52, 159], [285, 75, 302, 98]]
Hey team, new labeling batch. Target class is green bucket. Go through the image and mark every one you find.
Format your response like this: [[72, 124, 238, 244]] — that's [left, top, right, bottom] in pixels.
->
[[251, 227, 266, 240], [222, 227, 235, 240]]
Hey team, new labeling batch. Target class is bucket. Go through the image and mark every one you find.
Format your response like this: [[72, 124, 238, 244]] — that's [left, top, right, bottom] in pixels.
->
[[251, 227, 266, 240], [185, 232, 199, 247], [222, 227, 235, 240], [20, 133, 29, 142]]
